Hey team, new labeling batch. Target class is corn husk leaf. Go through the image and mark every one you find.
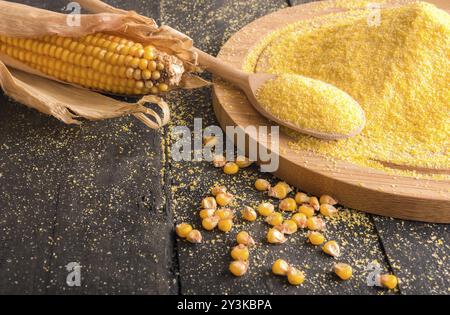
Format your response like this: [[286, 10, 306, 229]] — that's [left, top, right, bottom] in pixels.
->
[[0, 0, 207, 128]]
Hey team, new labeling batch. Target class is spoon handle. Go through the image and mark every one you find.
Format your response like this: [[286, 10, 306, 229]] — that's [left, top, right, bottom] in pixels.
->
[[194, 48, 249, 87]]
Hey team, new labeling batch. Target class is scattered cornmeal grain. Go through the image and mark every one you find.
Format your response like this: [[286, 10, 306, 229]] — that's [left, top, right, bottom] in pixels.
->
[[244, 2, 450, 178], [256, 74, 364, 135]]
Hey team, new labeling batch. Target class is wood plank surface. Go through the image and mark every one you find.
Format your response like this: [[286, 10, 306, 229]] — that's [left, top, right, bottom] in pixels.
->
[[0, 0, 176, 294]]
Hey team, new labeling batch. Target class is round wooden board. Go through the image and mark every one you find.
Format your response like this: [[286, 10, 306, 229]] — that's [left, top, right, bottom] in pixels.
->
[[212, 0, 450, 223]]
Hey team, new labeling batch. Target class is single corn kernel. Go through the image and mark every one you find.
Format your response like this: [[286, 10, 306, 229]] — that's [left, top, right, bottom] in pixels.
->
[[334, 263, 352, 280], [231, 244, 249, 261], [307, 216, 326, 231], [276, 219, 298, 234], [212, 154, 226, 167], [279, 197, 297, 211], [272, 259, 290, 276], [291, 213, 308, 228], [236, 231, 255, 247], [186, 229, 202, 244], [286, 267, 305, 285], [241, 206, 257, 222], [203, 135, 218, 147], [223, 162, 239, 175], [267, 228, 287, 244], [202, 215, 220, 231], [265, 212, 283, 226], [309, 196, 320, 211], [257, 202, 275, 217], [320, 204, 338, 217], [215, 192, 234, 207], [299, 204, 315, 218], [175, 223, 193, 238], [201, 196, 217, 210], [254, 179, 270, 191], [320, 194, 338, 205], [294, 192, 310, 204], [308, 231, 325, 245], [235, 155, 252, 168], [268, 182, 290, 199], [215, 208, 234, 220], [211, 185, 227, 196], [199, 208, 215, 219], [379, 274, 398, 289], [218, 218, 234, 232], [229, 260, 248, 277], [322, 240, 341, 257]]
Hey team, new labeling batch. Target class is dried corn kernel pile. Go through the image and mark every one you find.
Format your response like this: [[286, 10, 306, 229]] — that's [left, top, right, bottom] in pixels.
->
[[245, 1, 450, 177], [255, 74, 364, 135]]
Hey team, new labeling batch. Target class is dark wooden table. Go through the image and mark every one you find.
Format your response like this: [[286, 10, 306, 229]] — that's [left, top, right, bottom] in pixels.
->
[[0, 0, 449, 295]]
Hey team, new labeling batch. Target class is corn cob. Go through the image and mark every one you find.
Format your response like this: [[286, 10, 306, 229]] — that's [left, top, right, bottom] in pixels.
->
[[0, 32, 184, 95]]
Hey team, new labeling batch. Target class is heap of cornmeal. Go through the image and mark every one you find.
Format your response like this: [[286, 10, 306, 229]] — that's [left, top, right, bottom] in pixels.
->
[[244, 1, 449, 178], [256, 74, 365, 136]]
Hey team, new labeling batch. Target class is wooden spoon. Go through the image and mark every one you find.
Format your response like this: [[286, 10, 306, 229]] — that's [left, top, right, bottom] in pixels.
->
[[195, 49, 366, 140]]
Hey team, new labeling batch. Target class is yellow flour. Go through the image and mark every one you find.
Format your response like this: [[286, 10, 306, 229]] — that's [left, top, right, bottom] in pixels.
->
[[244, 1, 450, 178]]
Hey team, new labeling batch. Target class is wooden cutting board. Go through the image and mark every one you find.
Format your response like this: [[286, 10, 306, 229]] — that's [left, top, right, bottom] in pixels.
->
[[211, 0, 450, 223]]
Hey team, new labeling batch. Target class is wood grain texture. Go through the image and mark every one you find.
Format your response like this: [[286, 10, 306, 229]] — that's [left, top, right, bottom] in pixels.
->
[[0, 0, 176, 294], [212, 0, 450, 223]]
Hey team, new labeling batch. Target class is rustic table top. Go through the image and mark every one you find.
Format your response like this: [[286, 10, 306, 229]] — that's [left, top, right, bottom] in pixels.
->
[[0, 0, 448, 295]]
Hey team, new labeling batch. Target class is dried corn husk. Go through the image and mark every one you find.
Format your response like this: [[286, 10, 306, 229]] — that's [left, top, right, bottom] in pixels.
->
[[0, 0, 208, 128]]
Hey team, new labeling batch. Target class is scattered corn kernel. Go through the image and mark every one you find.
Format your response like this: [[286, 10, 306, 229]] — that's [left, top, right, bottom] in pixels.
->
[[201, 196, 217, 210], [203, 135, 218, 147], [309, 196, 320, 211], [291, 213, 308, 228], [308, 231, 325, 245], [257, 202, 275, 217], [379, 274, 398, 289], [272, 259, 290, 276], [279, 197, 297, 211], [218, 218, 234, 232], [299, 204, 315, 218], [202, 215, 220, 231], [186, 229, 202, 244], [212, 154, 226, 167], [320, 204, 338, 217], [175, 223, 193, 238], [199, 208, 215, 219], [235, 155, 253, 168], [254, 179, 270, 191], [276, 219, 298, 234], [229, 260, 248, 277], [287, 267, 305, 285], [322, 240, 341, 257], [267, 228, 287, 244], [240, 206, 258, 222], [306, 216, 326, 231], [236, 231, 255, 247], [320, 194, 338, 205], [294, 192, 310, 204], [334, 263, 352, 280], [268, 182, 290, 199], [223, 162, 239, 175], [265, 212, 284, 226], [211, 185, 227, 196], [216, 192, 234, 207], [231, 244, 249, 261], [215, 208, 234, 220]]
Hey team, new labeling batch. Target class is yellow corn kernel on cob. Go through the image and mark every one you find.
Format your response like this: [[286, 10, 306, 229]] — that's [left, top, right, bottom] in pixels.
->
[[0, 32, 184, 95]]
